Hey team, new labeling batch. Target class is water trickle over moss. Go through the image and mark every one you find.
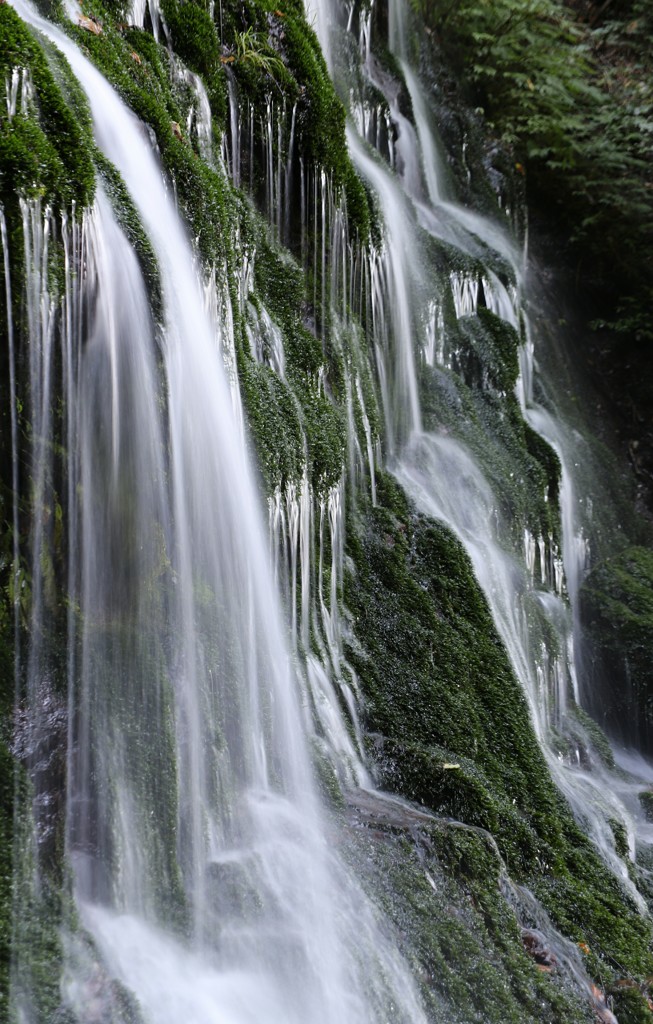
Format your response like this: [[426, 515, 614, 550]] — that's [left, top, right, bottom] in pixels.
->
[[0, 4, 96, 212], [345, 471, 653, 1010]]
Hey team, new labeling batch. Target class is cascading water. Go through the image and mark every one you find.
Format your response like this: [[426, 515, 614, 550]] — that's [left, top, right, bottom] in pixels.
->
[[6, 2, 430, 1021], [6, 0, 653, 1019], [305, 0, 652, 914]]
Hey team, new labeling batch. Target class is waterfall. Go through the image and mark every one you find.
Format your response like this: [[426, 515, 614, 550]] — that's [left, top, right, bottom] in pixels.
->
[[5, 0, 653, 1019], [7, 2, 429, 1021], [304, 0, 650, 907]]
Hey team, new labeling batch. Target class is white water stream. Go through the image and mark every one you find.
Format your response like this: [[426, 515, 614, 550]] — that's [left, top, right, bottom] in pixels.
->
[[8, 2, 428, 1021], [304, 0, 652, 908], [7, 0, 653, 1018]]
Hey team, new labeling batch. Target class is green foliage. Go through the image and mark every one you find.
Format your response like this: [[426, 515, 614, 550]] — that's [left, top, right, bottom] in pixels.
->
[[409, 0, 653, 342], [234, 26, 285, 77]]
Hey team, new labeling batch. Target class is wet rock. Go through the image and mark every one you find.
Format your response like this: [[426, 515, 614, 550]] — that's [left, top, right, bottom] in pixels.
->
[[581, 546, 653, 753], [639, 788, 653, 822], [61, 952, 145, 1023], [12, 682, 67, 872]]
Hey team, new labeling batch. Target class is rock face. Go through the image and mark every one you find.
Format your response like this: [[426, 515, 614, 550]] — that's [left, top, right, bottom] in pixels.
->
[[581, 546, 653, 752], [12, 682, 68, 874]]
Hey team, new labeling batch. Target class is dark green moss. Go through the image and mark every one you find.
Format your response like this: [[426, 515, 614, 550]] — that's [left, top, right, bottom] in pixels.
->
[[246, 229, 347, 489], [239, 359, 304, 491], [581, 546, 653, 752], [345, 472, 653, 999], [0, 4, 96, 212], [161, 0, 220, 76], [523, 422, 561, 513], [583, 547, 653, 646], [609, 985, 653, 1024], [569, 704, 615, 770], [344, 803, 594, 1024], [609, 818, 630, 860]]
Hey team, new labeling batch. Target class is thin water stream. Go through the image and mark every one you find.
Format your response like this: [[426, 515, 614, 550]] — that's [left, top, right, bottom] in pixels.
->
[[304, 0, 653, 906]]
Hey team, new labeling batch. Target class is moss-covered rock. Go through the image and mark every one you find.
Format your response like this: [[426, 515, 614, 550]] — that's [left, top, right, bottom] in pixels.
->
[[344, 794, 595, 1024], [581, 546, 653, 752], [345, 472, 653, 1010], [3, 2, 653, 1023], [0, 4, 96, 212]]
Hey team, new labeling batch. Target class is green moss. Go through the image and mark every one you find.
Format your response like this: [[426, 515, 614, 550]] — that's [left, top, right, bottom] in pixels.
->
[[609, 985, 653, 1024], [345, 471, 653, 998], [239, 358, 304, 491], [581, 546, 653, 749], [311, 741, 345, 809], [0, 5, 96, 211], [9, 766, 73, 1024], [161, 0, 220, 76], [346, 474, 561, 861], [609, 818, 630, 860], [569, 704, 615, 770], [345, 805, 594, 1024], [583, 547, 653, 643], [244, 226, 348, 490], [523, 422, 561, 514]]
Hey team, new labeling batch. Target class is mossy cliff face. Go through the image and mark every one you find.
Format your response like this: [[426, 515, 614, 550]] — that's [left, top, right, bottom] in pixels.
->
[[345, 474, 653, 1015], [581, 547, 653, 754], [1, 1, 653, 1023], [343, 793, 597, 1024]]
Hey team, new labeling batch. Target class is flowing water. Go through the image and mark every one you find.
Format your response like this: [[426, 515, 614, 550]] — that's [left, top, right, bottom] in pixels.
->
[[6, 0, 653, 1019], [304, 0, 653, 905], [7, 2, 429, 1021]]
